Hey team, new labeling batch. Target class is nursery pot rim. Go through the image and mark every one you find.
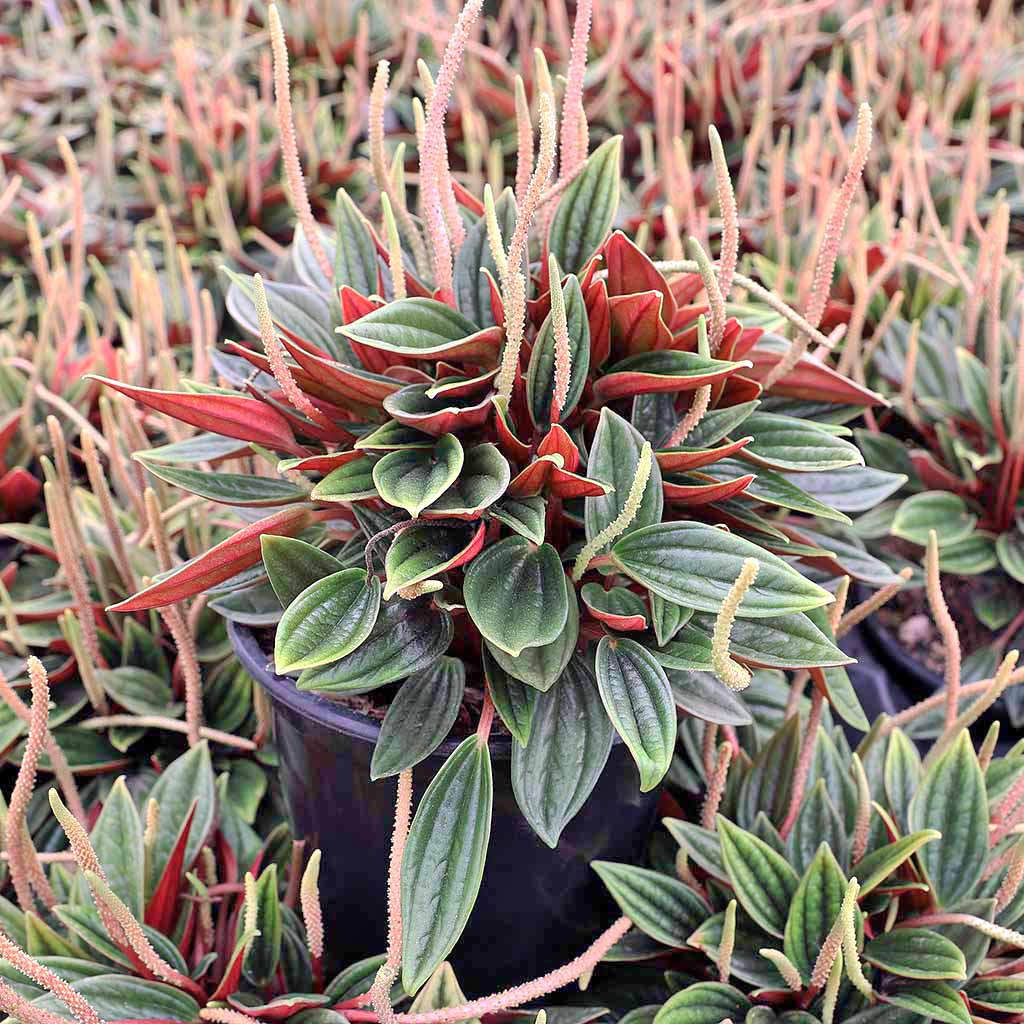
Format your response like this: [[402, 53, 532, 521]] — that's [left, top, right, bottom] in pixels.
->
[[228, 620, 523, 757]]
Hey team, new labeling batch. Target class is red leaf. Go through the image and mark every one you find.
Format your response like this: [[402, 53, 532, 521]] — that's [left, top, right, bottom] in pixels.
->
[[604, 231, 677, 325], [609, 291, 673, 358], [662, 473, 754, 505], [0, 467, 41, 519], [491, 399, 532, 463], [90, 377, 302, 452], [745, 350, 884, 406], [537, 424, 581, 473], [281, 450, 365, 474], [655, 436, 753, 472], [547, 467, 613, 499], [109, 507, 313, 612], [585, 279, 612, 369], [594, 360, 748, 403], [145, 802, 198, 934]]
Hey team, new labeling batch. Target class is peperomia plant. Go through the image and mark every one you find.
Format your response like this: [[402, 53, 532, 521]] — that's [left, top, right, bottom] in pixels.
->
[[90, 0, 892, 998], [594, 564, 1024, 1024]]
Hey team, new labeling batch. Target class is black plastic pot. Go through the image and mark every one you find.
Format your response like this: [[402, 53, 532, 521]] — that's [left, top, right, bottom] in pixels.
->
[[229, 623, 662, 995]]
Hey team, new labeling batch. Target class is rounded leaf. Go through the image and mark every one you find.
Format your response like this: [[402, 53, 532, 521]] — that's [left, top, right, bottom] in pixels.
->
[[373, 434, 464, 518]]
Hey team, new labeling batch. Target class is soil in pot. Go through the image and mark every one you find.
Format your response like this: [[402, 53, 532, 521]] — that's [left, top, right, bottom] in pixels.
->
[[230, 622, 663, 997]]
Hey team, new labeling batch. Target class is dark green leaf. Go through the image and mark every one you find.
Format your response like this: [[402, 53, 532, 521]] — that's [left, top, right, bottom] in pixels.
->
[[373, 434, 464, 517], [511, 654, 612, 846], [884, 982, 971, 1024], [137, 462, 308, 506], [595, 638, 675, 791], [90, 778, 144, 919], [489, 496, 546, 544], [863, 929, 965, 981], [783, 844, 847, 982], [463, 537, 568, 656], [371, 659, 465, 779], [244, 865, 282, 987], [482, 649, 536, 747], [654, 983, 751, 1024], [891, 492, 976, 547], [275, 569, 382, 672], [401, 737, 492, 993], [261, 536, 343, 608], [593, 861, 708, 948], [664, 669, 752, 726], [527, 274, 590, 426]]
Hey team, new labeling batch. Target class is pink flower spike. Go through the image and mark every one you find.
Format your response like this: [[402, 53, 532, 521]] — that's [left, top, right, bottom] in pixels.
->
[[559, 0, 593, 180], [418, 0, 484, 298]]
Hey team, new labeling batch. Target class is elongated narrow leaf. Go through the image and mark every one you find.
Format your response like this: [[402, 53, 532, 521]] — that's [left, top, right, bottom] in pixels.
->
[[593, 862, 708, 948], [548, 136, 622, 274], [585, 409, 663, 553], [783, 844, 846, 982], [650, 593, 692, 647], [664, 669, 752, 725], [612, 523, 832, 617], [455, 187, 516, 327], [717, 818, 800, 938], [742, 413, 863, 471], [312, 457, 378, 502], [90, 376, 297, 451], [595, 638, 675, 792], [401, 737, 492, 993], [30, 975, 200, 1023], [966, 978, 1024, 1013], [244, 865, 282, 987], [373, 434, 464, 517], [371, 659, 465, 779], [909, 732, 988, 907], [274, 570, 381, 672], [527, 274, 590, 426], [110, 508, 312, 612], [137, 462, 308, 507], [333, 188, 378, 294], [511, 655, 612, 846], [855, 830, 941, 896], [463, 536, 568, 656], [90, 778, 144, 919]]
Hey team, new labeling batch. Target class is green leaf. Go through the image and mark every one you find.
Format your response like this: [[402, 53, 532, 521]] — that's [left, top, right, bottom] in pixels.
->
[[793, 465, 908, 513], [311, 456, 378, 502], [463, 536, 568, 656], [136, 461, 308, 506], [586, 409, 663, 554], [146, 743, 215, 895], [96, 667, 179, 717], [863, 929, 966, 981], [892, 492, 977, 547], [371, 659, 465, 779], [885, 729, 922, 832], [138, 433, 249, 464], [909, 732, 988, 907], [663, 820, 725, 879], [483, 591, 579, 698], [90, 778, 144, 919], [384, 522, 481, 600], [29, 976, 199, 1022], [717, 818, 800, 938], [426, 443, 510, 517], [340, 299, 487, 359], [997, 529, 1024, 584], [664, 669, 752, 726], [783, 844, 847, 983], [511, 654, 612, 846], [373, 434, 465, 517], [592, 861, 708, 948], [548, 136, 622, 274], [654, 983, 751, 1024], [595, 637, 675, 792], [490, 495, 546, 544], [785, 781, 846, 876], [298, 599, 452, 694], [855, 830, 942, 896], [688, 611, 851, 669], [482, 649, 536, 746], [743, 413, 863, 471], [455, 188, 516, 327], [401, 737, 492, 993], [613, 523, 832, 617], [650, 594, 692, 647], [333, 188, 379, 294], [884, 982, 971, 1024], [408, 962, 478, 1024], [244, 865, 282, 987], [527, 274, 590, 426], [965, 978, 1024, 1012], [275, 569, 382, 672], [261, 536, 343, 608]]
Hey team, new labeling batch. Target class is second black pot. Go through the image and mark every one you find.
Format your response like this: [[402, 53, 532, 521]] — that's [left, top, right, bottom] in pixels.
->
[[229, 623, 662, 996]]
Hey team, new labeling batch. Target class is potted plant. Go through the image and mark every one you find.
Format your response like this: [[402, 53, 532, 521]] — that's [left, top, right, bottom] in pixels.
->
[[854, 189, 1024, 731], [592, 589, 1024, 1024], [91, 0, 888, 994]]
